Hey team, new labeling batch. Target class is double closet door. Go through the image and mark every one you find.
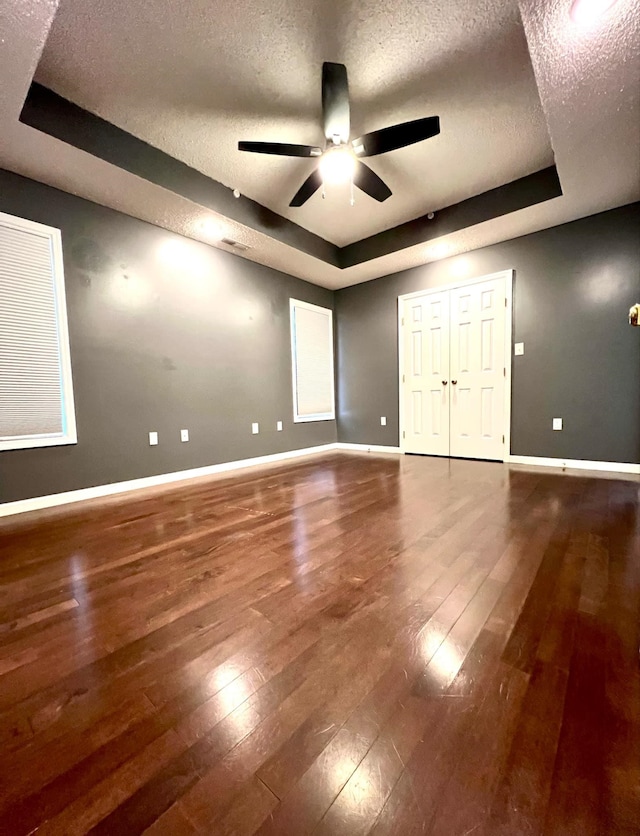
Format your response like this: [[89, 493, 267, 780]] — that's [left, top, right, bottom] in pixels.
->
[[401, 275, 507, 461]]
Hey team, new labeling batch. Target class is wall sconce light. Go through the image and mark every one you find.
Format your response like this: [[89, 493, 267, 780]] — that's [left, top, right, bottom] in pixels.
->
[[629, 303, 639, 326]]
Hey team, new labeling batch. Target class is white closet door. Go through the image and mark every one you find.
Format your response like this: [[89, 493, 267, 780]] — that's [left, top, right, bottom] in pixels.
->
[[449, 276, 506, 460], [402, 290, 450, 455]]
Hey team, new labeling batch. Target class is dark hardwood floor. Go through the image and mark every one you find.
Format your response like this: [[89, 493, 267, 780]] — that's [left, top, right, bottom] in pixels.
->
[[0, 452, 638, 835]]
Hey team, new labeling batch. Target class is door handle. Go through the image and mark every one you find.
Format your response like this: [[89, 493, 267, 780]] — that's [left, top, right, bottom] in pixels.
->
[[442, 380, 448, 385], [452, 380, 458, 385]]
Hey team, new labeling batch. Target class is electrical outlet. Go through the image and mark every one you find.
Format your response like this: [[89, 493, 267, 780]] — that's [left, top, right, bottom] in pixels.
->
[[380, 416, 387, 426], [276, 421, 283, 431], [553, 418, 563, 431], [149, 431, 158, 446], [515, 342, 525, 356], [252, 422, 259, 434], [180, 429, 189, 442]]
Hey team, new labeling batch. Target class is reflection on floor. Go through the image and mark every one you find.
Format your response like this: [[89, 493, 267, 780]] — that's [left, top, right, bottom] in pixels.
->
[[0, 452, 638, 835]]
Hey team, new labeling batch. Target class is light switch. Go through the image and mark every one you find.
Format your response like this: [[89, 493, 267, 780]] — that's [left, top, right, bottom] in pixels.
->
[[180, 429, 189, 442], [149, 431, 158, 446], [380, 416, 387, 426], [515, 342, 525, 356], [276, 421, 283, 431], [252, 422, 259, 434], [553, 418, 563, 431]]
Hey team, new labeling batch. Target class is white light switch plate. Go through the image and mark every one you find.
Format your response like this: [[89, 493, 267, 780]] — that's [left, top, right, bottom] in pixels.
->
[[380, 416, 387, 426], [515, 342, 525, 356], [276, 421, 283, 431], [180, 429, 189, 442], [553, 418, 563, 431], [149, 431, 158, 446], [252, 422, 259, 434]]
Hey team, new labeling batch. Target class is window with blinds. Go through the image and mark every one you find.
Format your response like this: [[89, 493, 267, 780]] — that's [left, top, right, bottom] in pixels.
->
[[0, 211, 76, 451], [290, 299, 335, 423]]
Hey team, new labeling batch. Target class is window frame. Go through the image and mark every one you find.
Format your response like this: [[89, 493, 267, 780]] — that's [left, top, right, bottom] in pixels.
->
[[289, 298, 335, 423], [0, 211, 77, 451]]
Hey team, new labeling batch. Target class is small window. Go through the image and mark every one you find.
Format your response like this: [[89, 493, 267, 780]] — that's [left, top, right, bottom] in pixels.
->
[[290, 299, 335, 423], [0, 211, 77, 451]]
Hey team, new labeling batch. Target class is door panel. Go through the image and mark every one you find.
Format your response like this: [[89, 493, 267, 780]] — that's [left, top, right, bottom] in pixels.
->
[[402, 292, 450, 455], [457, 386, 472, 437], [458, 321, 471, 372], [449, 277, 506, 460], [412, 390, 423, 434], [481, 387, 494, 437], [411, 330, 423, 376]]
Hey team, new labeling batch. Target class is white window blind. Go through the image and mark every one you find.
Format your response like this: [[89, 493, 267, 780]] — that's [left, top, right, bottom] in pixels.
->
[[290, 299, 335, 422], [0, 211, 76, 451]]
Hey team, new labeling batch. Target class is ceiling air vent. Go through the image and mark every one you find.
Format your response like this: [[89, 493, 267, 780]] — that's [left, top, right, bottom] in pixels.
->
[[220, 237, 250, 252]]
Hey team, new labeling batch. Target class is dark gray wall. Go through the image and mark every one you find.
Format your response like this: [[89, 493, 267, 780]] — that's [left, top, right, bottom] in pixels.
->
[[340, 167, 562, 267], [0, 169, 336, 504], [336, 203, 640, 464], [21, 84, 340, 267], [1, 171, 637, 506]]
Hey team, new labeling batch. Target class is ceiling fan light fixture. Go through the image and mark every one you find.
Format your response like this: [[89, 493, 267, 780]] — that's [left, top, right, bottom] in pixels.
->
[[319, 146, 356, 185], [239, 63, 439, 206], [569, 0, 618, 24]]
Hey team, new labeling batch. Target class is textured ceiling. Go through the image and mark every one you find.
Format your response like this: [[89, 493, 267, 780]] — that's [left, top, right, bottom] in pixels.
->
[[34, 0, 554, 247], [0, 0, 638, 289]]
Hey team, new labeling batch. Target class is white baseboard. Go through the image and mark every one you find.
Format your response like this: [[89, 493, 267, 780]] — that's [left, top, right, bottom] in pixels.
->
[[508, 455, 640, 475], [4, 445, 635, 519], [0, 444, 337, 519], [334, 443, 402, 454]]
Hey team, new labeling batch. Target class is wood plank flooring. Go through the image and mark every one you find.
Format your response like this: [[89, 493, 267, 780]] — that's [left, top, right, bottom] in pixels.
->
[[0, 452, 638, 835]]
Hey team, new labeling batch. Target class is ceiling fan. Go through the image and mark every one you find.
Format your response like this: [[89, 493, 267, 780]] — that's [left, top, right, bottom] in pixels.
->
[[238, 62, 440, 207]]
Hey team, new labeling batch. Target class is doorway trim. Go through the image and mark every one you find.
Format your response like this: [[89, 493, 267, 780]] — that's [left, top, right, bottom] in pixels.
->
[[398, 269, 514, 461]]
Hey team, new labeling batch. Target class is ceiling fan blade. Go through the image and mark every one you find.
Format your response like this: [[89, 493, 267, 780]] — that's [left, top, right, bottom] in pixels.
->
[[322, 62, 350, 144], [289, 168, 323, 207], [238, 141, 322, 158], [353, 161, 392, 202], [352, 116, 440, 157]]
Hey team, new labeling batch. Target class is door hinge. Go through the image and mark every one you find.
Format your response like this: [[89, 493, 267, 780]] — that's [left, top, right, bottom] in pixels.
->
[[403, 430, 406, 439], [401, 317, 404, 326], [504, 298, 507, 307], [402, 374, 405, 383], [502, 434, 505, 444], [503, 367, 506, 377]]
